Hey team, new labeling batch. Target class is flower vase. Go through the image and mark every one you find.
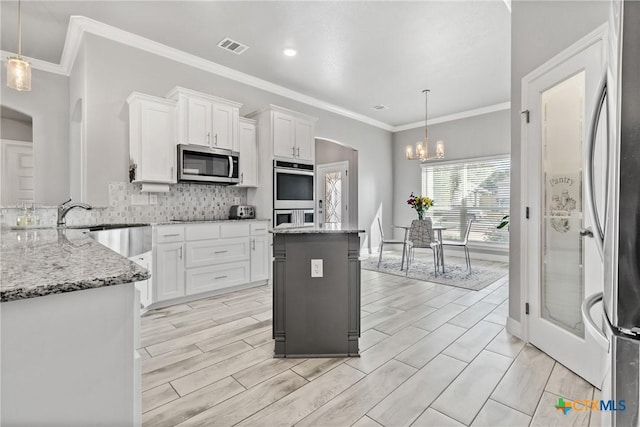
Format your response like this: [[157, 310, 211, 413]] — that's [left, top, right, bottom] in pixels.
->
[[417, 209, 425, 220]]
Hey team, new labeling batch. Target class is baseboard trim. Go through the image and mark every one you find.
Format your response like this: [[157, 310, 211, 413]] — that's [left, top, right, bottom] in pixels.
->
[[506, 316, 522, 339], [145, 280, 269, 311]]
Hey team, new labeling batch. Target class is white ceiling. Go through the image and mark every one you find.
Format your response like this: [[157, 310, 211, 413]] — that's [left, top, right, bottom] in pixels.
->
[[0, 1, 511, 128]]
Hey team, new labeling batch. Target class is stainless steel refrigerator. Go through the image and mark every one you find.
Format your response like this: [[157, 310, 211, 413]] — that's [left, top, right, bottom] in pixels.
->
[[582, 1, 640, 425]]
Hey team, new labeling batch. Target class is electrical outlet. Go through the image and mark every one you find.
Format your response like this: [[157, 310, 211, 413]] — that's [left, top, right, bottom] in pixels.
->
[[131, 194, 149, 205], [311, 259, 323, 278], [149, 195, 158, 205], [234, 197, 241, 205]]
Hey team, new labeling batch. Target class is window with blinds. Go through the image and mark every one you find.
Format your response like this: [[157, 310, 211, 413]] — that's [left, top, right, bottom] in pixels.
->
[[421, 156, 510, 246]]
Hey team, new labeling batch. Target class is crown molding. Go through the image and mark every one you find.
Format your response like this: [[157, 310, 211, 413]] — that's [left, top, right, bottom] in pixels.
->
[[392, 101, 511, 132], [5, 15, 508, 134], [1, 50, 67, 76]]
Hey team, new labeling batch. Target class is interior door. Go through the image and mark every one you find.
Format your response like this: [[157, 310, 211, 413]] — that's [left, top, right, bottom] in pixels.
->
[[524, 39, 605, 386], [316, 161, 349, 228], [1, 139, 34, 205]]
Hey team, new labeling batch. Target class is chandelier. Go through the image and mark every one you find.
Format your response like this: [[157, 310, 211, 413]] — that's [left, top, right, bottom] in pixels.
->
[[6, 0, 31, 91], [406, 89, 444, 161]]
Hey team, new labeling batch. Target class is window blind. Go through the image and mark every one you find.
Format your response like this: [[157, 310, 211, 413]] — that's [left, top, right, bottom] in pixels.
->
[[421, 156, 510, 245]]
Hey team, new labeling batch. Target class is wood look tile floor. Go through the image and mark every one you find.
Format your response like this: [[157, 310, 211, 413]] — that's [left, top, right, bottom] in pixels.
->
[[140, 255, 599, 427]]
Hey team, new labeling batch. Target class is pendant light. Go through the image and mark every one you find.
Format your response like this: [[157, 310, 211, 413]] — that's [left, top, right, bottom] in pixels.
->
[[6, 0, 31, 91], [406, 89, 444, 161]]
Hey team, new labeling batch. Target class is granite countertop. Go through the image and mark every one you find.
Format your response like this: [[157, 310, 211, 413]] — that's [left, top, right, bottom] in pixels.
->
[[1, 228, 150, 303], [157, 218, 271, 225], [271, 224, 364, 234]]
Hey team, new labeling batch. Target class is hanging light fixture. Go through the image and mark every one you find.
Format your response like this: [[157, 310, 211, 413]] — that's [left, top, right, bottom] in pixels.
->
[[6, 0, 31, 91], [406, 89, 444, 161]]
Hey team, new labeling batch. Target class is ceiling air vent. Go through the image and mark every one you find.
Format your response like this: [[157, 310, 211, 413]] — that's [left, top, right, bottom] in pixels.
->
[[217, 38, 249, 55], [371, 104, 389, 111]]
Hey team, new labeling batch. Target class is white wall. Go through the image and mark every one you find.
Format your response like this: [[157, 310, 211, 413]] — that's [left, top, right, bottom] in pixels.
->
[[0, 68, 69, 205], [510, 0, 608, 324], [391, 110, 510, 241], [78, 34, 393, 247]]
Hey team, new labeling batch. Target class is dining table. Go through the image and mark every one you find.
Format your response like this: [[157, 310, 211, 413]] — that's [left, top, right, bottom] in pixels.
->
[[394, 224, 447, 273]]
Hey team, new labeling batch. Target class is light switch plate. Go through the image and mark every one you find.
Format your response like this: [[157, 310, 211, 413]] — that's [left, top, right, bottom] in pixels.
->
[[149, 195, 158, 205], [311, 259, 323, 278]]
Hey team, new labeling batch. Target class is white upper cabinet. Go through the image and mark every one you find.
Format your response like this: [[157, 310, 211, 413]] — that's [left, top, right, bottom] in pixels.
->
[[272, 112, 296, 159], [127, 92, 177, 187], [251, 105, 317, 163], [167, 87, 242, 152], [238, 118, 257, 187]]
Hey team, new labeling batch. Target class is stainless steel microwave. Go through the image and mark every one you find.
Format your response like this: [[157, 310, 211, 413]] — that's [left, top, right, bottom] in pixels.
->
[[177, 144, 239, 184]]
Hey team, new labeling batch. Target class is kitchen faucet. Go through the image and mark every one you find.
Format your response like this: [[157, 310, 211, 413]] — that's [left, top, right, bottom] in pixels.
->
[[57, 198, 92, 226]]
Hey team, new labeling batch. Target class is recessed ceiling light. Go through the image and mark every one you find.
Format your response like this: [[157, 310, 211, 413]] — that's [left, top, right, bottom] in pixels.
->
[[371, 104, 389, 111], [283, 49, 297, 57]]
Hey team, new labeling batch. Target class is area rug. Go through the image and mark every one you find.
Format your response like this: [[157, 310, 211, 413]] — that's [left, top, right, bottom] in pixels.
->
[[361, 253, 508, 291]]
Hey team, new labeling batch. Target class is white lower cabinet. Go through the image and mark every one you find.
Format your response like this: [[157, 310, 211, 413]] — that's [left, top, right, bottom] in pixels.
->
[[154, 242, 185, 302], [151, 221, 269, 306], [250, 235, 269, 282], [130, 251, 152, 307], [186, 261, 250, 294]]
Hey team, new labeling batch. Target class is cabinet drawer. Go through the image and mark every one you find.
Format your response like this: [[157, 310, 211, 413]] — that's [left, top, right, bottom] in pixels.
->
[[220, 223, 250, 238], [186, 224, 220, 241], [250, 222, 269, 235], [186, 237, 250, 268], [155, 226, 185, 243], [186, 261, 250, 295]]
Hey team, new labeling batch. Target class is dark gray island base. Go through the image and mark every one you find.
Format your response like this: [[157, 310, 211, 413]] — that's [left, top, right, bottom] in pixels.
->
[[271, 226, 363, 358]]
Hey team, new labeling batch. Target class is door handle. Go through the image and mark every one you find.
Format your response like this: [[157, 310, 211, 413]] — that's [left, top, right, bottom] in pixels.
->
[[252, 239, 255, 250], [207, 132, 211, 145], [296, 147, 300, 157], [179, 246, 183, 259], [584, 72, 608, 259], [241, 172, 243, 184], [579, 227, 594, 237], [214, 133, 218, 146], [292, 146, 296, 157]]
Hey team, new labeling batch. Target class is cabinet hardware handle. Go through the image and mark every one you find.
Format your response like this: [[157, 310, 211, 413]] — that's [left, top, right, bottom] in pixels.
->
[[170, 166, 174, 178], [207, 132, 211, 144], [179, 246, 183, 259], [214, 250, 228, 254], [241, 172, 243, 183], [296, 147, 300, 157], [215, 275, 228, 280], [252, 239, 256, 250], [292, 146, 296, 156], [254, 228, 266, 231], [214, 133, 218, 146], [164, 233, 180, 237]]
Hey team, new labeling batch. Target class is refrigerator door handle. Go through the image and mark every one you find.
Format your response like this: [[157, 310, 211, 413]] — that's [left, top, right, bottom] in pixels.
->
[[583, 72, 608, 259], [581, 292, 610, 352]]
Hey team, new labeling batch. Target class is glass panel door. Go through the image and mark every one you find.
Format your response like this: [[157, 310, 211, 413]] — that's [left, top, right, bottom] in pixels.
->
[[540, 71, 585, 338]]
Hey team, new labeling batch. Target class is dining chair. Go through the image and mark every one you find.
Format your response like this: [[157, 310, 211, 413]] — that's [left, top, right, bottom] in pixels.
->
[[405, 219, 441, 276], [377, 218, 406, 267], [442, 219, 474, 271]]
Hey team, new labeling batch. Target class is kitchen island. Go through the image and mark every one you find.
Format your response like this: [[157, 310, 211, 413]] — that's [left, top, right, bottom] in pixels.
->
[[1, 228, 149, 426], [271, 224, 363, 357]]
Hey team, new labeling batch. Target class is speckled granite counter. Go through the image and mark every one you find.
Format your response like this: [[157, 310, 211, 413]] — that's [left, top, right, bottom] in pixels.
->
[[157, 218, 271, 226], [271, 224, 364, 234], [1, 228, 150, 302]]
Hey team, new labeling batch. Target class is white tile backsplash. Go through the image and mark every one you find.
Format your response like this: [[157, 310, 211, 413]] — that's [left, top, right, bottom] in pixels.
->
[[1, 182, 248, 227]]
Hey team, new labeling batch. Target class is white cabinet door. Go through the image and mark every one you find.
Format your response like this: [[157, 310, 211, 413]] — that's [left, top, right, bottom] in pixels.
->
[[130, 251, 152, 307], [211, 103, 236, 150], [154, 243, 185, 301], [186, 261, 250, 295], [128, 93, 177, 184], [186, 97, 212, 146], [186, 237, 250, 268], [294, 119, 315, 162], [250, 235, 269, 282], [272, 112, 296, 159], [238, 120, 257, 187]]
